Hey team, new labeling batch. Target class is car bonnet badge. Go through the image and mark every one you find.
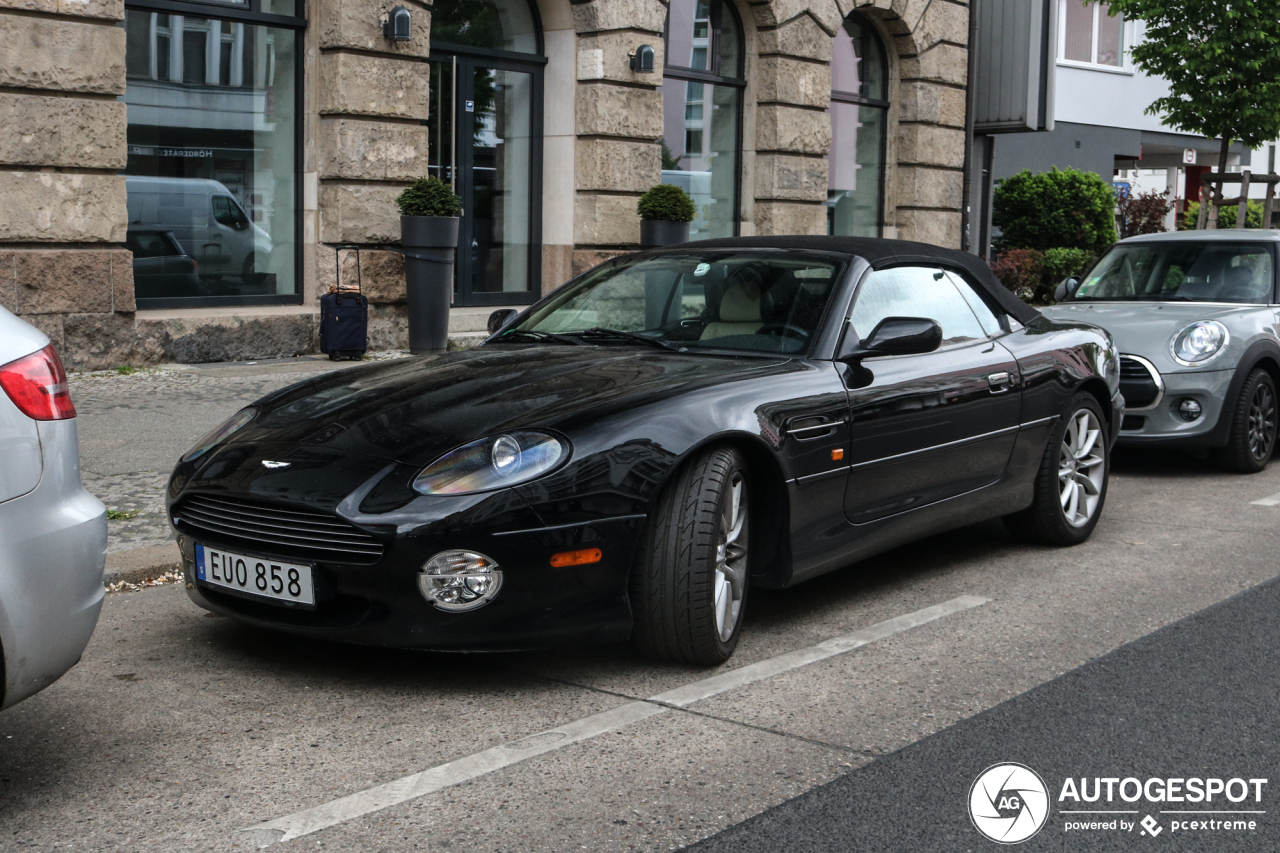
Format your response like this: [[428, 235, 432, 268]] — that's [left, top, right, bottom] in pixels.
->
[[261, 460, 291, 469]]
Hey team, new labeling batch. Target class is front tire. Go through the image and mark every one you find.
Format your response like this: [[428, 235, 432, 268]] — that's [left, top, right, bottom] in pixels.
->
[[1004, 393, 1109, 546], [630, 446, 750, 665], [1213, 368, 1277, 473]]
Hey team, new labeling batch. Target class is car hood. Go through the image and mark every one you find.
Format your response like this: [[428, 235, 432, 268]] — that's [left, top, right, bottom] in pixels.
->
[[1040, 302, 1255, 359], [224, 345, 794, 467]]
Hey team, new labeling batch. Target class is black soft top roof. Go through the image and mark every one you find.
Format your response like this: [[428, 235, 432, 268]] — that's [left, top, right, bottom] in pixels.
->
[[683, 235, 1040, 325]]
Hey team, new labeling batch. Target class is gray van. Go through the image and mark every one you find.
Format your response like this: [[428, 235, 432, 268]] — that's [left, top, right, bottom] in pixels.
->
[[125, 177, 272, 283]]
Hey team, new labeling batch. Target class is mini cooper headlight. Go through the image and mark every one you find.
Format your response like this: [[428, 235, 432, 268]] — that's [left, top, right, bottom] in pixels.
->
[[418, 550, 503, 611], [412, 431, 568, 495], [181, 407, 258, 462], [1170, 320, 1229, 366]]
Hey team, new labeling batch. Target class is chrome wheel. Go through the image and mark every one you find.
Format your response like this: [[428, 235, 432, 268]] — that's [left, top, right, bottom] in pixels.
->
[[713, 473, 748, 642], [1058, 409, 1105, 528], [1247, 382, 1277, 462]]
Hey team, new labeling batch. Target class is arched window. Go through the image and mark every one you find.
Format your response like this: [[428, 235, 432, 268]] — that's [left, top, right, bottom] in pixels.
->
[[828, 15, 888, 237], [430, 0, 540, 54], [662, 0, 744, 239]]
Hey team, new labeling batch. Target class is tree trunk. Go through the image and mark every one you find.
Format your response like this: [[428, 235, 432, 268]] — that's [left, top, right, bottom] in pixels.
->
[[1207, 136, 1231, 230]]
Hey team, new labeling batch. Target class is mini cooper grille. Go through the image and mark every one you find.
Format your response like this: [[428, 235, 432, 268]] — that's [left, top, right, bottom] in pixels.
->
[[172, 494, 384, 564], [1119, 356, 1162, 409]]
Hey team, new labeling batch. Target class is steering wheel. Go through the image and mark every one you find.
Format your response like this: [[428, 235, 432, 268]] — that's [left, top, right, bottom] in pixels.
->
[[757, 323, 811, 341]]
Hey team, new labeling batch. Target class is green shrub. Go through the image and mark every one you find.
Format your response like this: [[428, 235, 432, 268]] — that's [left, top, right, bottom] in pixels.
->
[[396, 177, 462, 218], [989, 248, 1045, 304], [1183, 199, 1265, 229], [993, 167, 1117, 255], [1042, 247, 1096, 290], [637, 184, 697, 222]]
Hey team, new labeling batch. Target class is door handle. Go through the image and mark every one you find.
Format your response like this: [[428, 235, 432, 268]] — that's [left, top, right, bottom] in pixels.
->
[[988, 371, 1012, 393]]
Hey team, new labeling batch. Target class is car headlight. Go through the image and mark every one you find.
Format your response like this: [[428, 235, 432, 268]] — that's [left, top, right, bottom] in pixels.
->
[[181, 407, 258, 462], [1170, 321, 1229, 367], [412, 431, 568, 495]]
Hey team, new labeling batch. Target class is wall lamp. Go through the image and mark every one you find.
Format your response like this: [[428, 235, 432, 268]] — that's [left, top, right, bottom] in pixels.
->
[[384, 6, 411, 41], [629, 44, 656, 73]]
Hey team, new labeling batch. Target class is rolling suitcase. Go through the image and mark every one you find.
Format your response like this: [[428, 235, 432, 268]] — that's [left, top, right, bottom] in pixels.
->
[[320, 247, 368, 361]]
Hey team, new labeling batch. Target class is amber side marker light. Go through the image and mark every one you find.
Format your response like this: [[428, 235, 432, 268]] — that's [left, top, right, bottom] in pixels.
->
[[550, 548, 603, 567], [831, 448, 845, 461]]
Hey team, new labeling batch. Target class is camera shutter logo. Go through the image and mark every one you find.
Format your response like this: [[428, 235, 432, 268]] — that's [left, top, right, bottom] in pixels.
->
[[969, 763, 1050, 844]]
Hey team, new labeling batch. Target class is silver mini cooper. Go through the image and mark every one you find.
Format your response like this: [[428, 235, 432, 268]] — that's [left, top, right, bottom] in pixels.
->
[[1043, 230, 1280, 472]]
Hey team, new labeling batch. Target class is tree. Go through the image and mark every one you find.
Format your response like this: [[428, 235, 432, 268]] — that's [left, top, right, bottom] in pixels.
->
[[992, 167, 1117, 255], [1104, 0, 1280, 175]]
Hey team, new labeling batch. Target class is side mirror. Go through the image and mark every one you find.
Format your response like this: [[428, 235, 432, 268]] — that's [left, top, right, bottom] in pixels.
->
[[837, 316, 943, 364], [1054, 277, 1080, 303], [487, 308, 519, 334]]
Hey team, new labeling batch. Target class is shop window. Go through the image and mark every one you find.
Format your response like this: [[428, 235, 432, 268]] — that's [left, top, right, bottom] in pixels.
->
[[827, 14, 888, 237], [662, 0, 744, 240], [1060, 0, 1126, 68], [124, 3, 302, 307]]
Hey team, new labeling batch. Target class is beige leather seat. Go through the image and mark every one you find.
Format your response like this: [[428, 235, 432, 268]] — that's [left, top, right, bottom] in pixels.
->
[[701, 281, 763, 340]]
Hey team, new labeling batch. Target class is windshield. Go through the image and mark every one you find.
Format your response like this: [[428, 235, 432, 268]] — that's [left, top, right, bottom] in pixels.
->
[[1071, 242, 1275, 303], [498, 252, 845, 354]]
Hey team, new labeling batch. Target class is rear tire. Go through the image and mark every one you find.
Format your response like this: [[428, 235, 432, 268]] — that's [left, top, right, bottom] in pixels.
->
[[1004, 393, 1109, 546], [630, 446, 750, 665], [1213, 368, 1277, 473]]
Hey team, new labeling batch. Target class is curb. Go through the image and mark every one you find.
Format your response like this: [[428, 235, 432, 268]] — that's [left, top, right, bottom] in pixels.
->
[[105, 543, 183, 586]]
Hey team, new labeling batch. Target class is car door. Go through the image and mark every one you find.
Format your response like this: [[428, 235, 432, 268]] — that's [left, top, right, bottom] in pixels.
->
[[841, 265, 1021, 524]]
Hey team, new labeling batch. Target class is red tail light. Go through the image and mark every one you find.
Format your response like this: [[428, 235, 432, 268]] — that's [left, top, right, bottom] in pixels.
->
[[0, 344, 76, 420]]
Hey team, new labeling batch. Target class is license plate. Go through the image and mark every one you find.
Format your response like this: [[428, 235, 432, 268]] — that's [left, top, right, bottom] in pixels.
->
[[195, 544, 315, 605]]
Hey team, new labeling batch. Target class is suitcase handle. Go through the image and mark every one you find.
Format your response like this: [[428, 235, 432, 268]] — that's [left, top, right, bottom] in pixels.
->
[[323, 242, 455, 294]]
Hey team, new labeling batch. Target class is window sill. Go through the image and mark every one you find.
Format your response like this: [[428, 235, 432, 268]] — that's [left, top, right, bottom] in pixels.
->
[[1056, 59, 1134, 76]]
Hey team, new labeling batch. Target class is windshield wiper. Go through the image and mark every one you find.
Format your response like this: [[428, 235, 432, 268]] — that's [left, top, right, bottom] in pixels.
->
[[570, 327, 681, 351], [494, 328, 585, 346]]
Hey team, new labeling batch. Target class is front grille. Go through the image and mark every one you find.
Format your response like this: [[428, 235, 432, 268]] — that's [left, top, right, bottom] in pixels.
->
[[1119, 356, 1162, 409], [173, 494, 384, 564]]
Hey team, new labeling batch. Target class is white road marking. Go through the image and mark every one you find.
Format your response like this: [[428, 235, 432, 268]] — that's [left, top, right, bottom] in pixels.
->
[[241, 595, 989, 845], [1250, 491, 1280, 506]]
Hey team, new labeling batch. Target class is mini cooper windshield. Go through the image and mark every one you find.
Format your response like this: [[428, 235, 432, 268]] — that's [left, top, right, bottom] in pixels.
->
[[1072, 242, 1275, 304], [499, 252, 844, 354]]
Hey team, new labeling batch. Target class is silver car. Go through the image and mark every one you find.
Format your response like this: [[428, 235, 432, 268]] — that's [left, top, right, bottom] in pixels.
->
[[0, 307, 106, 708], [1044, 230, 1280, 472]]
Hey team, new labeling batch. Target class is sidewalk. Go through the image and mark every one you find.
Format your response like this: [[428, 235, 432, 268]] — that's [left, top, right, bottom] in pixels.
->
[[71, 352, 409, 584]]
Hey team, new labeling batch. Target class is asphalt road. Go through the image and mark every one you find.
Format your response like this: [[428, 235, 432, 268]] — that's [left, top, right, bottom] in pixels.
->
[[689, 573, 1280, 852], [1, 361, 1278, 851]]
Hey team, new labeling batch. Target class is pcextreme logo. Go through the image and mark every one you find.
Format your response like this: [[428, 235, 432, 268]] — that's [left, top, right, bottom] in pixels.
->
[[969, 763, 1051, 844], [969, 764, 1269, 844]]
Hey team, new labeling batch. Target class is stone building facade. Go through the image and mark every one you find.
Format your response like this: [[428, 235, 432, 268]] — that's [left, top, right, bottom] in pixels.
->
[[0, 0, 969, 368]]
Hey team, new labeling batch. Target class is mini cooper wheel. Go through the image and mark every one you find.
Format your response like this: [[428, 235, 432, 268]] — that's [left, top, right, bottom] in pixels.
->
[[1214, 368, 1277, 474], [1004, 393, 1109, 546], [630, 446, 750, 665]]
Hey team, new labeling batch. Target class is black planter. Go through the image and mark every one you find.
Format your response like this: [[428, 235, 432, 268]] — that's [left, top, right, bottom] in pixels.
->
[[401, 216, 459, 354], [640, 219, 691, 248]]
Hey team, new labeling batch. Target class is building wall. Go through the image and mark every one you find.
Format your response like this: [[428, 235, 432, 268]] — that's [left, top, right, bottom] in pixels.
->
[[0, 0, 135, 366], [0, 0, 970, 369]]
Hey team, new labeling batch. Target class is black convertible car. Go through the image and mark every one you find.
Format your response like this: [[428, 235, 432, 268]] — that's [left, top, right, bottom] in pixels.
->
[[168, 237, 1122, 664]]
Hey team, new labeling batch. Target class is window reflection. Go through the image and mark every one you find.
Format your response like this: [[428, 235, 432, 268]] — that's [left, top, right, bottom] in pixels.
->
[[662, 0, 744, 240], [827, 15, 887, 237], [124, 10, 297, 303]]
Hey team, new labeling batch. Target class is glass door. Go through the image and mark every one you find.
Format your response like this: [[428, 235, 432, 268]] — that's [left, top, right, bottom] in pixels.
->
[[428, 54, 542, 306]]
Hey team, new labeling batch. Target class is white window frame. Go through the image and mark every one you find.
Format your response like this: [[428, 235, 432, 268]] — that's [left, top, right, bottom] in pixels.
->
[[1056, 0, 1136, 74]]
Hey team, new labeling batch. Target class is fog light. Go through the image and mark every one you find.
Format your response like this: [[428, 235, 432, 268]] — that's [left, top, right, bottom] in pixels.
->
[[1178, 399, 1203, 421], [418, 550, 503, 611]]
